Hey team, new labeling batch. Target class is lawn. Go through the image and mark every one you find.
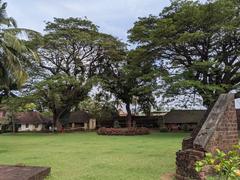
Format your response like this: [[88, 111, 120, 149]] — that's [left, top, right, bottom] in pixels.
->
[[0, 132, 188, 180]]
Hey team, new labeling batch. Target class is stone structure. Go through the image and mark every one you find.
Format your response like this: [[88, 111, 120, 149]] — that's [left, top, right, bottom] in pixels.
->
[[235, 109, 240, 130], [0, 165, 50, 180], [176, 94, 239, 180]]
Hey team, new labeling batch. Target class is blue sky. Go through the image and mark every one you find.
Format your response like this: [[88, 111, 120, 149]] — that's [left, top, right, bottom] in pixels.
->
[[5, 0, 171, 42]]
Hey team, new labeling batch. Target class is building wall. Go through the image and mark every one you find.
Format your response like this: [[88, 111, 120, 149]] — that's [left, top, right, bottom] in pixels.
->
[[236, 109, 240, 130], [89, 119, 96, 130], [18, 124, 43, 132], [204, 99, 239, 152]]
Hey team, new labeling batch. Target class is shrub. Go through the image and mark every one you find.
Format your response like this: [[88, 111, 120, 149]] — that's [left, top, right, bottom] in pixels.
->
[[97, 127, 150, 136], [195, 145, 240, 180], [159, 127, 168, 132], [182, 124, 189, 132], [113, 120, 121, 128]]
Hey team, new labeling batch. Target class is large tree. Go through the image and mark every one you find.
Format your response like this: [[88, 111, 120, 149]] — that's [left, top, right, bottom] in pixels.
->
[[33, 17, 125, 80], [100, 49, 157, 127], [31, 17, 125, 129], [34, 75, 90, 129], [129, 0, 240, 106]]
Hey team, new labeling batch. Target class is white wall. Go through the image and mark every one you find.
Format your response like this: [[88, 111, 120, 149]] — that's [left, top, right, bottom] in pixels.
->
[[18, 124, 43, 132]]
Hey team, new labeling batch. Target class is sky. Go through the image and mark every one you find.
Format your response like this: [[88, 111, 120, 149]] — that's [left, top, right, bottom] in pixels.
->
[[5, 0, 171, 42]]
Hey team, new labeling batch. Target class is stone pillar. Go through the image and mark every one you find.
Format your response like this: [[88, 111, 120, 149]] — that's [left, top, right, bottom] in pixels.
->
[[175, 94, 239, 180], [88, 119, 96, 130], [89, 119, 92, 130], [92, 119, 96, 129], [84, 122, 88, 130], [71, 123, 75, 128]]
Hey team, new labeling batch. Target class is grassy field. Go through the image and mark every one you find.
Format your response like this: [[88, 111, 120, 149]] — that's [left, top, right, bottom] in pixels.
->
[[0, 132, 188, 180]]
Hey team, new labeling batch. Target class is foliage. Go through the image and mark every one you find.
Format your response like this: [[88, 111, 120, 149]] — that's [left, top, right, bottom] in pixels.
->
[[28, 17, 126, 128], [1, 96, 36, 112], [0, 96, 37, 132], [78, 97, 118, 122], [182, 124, 189, 132], [128, 0, 240, 106], [195, 145, 240, 180], [159, 127, 168, 132], [31, 17, 125, 80], [113, 120, 121, 128], [97, 127, 150, 136], [34, 75, 91, 127], [99, 48, 158, 127], [0, 0, 39, 102]]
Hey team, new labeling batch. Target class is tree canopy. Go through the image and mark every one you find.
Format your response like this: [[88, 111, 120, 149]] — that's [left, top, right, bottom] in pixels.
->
[[129, 0, 240, 106], [33, 17, 125, 80], [29, 17, 126, 128], [99, 49, 157, 127], [0, 0, 39, 103], [3, 0, 240, 131]]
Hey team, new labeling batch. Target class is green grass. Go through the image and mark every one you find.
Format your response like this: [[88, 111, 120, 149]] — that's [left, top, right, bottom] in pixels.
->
[[0, 132, 188, 180]]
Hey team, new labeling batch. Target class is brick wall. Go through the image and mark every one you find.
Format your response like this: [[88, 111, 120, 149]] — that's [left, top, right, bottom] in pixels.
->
[[235, 109, 240, 130], [205, 99, 238, 152]]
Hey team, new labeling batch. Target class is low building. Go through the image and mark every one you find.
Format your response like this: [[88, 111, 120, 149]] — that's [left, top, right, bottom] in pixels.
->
[[117, 109, 127, 117], [164, 110, 206, 131], [15, 112, 52, 132], [68, 111, 96, 130]]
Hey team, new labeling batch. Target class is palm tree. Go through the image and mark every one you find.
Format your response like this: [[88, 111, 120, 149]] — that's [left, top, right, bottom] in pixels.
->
[[0, 0, 38, 101]]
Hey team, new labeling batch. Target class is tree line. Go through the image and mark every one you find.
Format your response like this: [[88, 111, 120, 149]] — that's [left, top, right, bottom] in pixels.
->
[[1, 0, 240, 129]]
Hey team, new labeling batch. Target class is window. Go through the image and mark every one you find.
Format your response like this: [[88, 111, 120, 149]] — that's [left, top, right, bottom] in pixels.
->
[[26, 124, 29, 128], [35, 124, 39, 128]]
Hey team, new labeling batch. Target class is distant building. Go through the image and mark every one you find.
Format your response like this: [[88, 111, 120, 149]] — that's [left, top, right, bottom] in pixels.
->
[[151, 111, 168, 117], [164, 110, 206, 131], [117, 109, 127, 117], [15, 112, 52, 132], [68, 111, 96, 130]]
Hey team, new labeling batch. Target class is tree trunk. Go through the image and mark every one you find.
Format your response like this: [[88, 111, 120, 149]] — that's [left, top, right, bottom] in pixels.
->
[[126, 103, 132, 128], [53, 113, 58, 132], [10, 112, 16, 133], [12, 117, 15, 133]]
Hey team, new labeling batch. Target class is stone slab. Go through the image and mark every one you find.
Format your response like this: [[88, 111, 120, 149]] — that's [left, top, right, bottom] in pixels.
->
[[0, 165, 51, 180]]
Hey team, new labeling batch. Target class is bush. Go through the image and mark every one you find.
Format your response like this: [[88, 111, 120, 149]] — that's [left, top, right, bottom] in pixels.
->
[[182, 124, 189, 132], [160, 127, 168, 132], [195, 145, 240, 179], [113, 120, 121, 128], [97, 127, 150, 136]]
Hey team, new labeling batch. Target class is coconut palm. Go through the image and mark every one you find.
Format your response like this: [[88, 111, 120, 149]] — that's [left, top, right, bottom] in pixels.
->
[[0, 0, 39, 100]]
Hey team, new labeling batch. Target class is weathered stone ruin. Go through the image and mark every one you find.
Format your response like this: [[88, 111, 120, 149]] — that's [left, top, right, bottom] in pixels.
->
[[176, 94, 239, 180], [0, 165, 50, 180]]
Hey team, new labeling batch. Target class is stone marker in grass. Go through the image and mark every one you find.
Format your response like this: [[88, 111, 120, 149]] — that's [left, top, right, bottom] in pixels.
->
[[0, 165, 50, 180], [175, 94, 239, 180]]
